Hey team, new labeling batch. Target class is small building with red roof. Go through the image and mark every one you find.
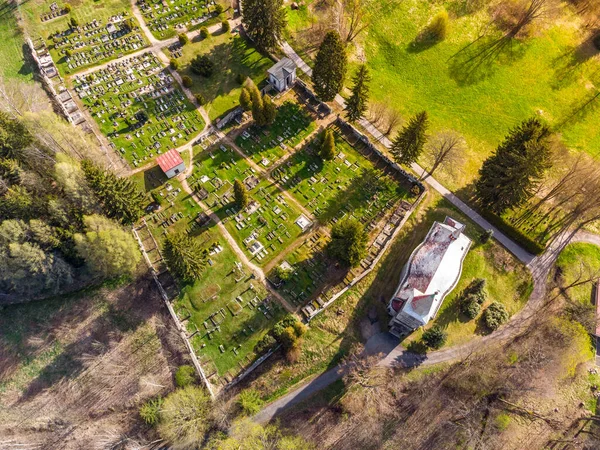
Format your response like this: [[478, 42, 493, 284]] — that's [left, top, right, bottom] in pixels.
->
[[388, 217, 472, 338], [156, 148, 185, 179]]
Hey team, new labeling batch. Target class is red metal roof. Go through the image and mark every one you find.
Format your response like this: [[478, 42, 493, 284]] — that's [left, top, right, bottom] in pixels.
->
[[156, 149, 184, 172]]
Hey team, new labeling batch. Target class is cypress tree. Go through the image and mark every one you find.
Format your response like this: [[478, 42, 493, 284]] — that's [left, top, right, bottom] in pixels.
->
[[312, 31, 347, 101], [261, 95, 277, 125], [239, 87, 252, 111], [163, 232, 207, 282], [475, 118, 553, 215], [241, 0, 286, 51], [320, 129, 336, 161], [344, 64, 371, 122], [234, 179, 249, 209], [390, 111, 429, 166]]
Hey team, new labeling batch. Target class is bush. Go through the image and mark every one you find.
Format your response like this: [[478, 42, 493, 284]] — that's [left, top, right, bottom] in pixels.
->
[[422, 326, 447, 349], [175, 365, 197, 387], [182, 75, 193, 88], [238, 389, 263, 415], [199, 26, 209, 39], [178, 33, 189, 45], [480, 229, 494, 243], [426, 10, 449, 41], [275, 265, 292, 282], [190, 55, 214, 77], [70, 17, 78, 27], [157, 386, 211, 445], [194, 93, 206, 105], [140, 397, 163, 426], [170, 58, 179, 70], [222, 20, 230, 32], [214, 3, 224, 14], [63, 4, 71, 13], [484, 302, 509, 330], [461, 296, 482, 319], [254, 333, 277, 354]]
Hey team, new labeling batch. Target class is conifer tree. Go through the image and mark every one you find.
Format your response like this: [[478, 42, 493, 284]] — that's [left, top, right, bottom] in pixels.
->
[[234, 179, 249, 209], [242, 0, 286, 51], [390, 111, 429, 166], [261, 95, 277, 125], [345, 64, 371, 122], [312, 31, 347, 101], [475, 118, 553, 214], [319, 129, 336, 161], [163, 232, 207, 282], [239, 87, 252, 111]]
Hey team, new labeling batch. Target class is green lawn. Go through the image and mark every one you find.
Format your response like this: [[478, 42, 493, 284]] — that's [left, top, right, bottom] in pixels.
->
[[235, 100, 316, 165], [0, 1, 34, 81], [73, 52, 204, 167], [557, 243, 600, 305], [188, 143, 306, 266], [174, 33, 273, 120], [173, 229, 285, 380]]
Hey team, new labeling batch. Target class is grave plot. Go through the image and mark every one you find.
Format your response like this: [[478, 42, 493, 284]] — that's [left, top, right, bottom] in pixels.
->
[[131, 165, 205, 240], [173, 233, 285, 384], [187, 144, 306, 265], [235, 101, 315, 168], [73, 52, 204, 167], [47, 15, 148, 75], [138, 0, 220, 40], [272, 124, 410, 228]]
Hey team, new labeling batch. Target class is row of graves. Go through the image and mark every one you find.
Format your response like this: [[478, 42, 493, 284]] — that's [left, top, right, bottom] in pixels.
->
[[40, 2, 68, 22], [138, 0, 219, 39], [187, 144, 309, 265], [235, 101, 315, 168], [47, 15, 148, 74], [73, 52, 204, 166]]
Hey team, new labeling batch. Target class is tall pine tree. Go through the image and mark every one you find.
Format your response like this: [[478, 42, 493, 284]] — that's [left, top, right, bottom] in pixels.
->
[[319, 129, 336, 161], [312, 31, 347, 101], [344, 65, 371, 122], [475, 118, 553, 215], [242, 0, 286, 51], [163, 232, 207, 282], [390, 111, 429, 166]]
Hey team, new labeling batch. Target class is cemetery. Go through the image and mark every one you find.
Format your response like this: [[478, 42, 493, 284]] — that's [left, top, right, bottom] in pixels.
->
[[187, 143, 306, 265], [72, 52, 205, 166], [137, 0, 222, 40], [172, 229, 285, 384], [235, 99, 315, 167]]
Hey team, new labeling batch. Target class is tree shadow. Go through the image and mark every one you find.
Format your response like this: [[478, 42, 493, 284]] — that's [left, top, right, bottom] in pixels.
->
[[407, 28, 444, 54], [551, 36, 600, 91], [141, 164, 168, 192], [556, 88, 600, 128]]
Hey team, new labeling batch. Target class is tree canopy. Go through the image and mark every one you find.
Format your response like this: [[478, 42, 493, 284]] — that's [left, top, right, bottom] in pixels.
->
[[163, 232, 208, 282], [327, 218, 367, 267], [234, 179, 250, 210], [241, 0, 286, 51], [312, 31, 347, 101], [319, 129, 336, 161], [345, 64, 371, 122], [390, 111, 429, 166]]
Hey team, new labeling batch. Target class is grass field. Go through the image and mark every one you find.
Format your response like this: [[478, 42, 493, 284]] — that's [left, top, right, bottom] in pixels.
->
[[174, 33, 273, 120], [0, 1, 34, 81], [557, 243, 600, 305], [139, 0, 220, 40]]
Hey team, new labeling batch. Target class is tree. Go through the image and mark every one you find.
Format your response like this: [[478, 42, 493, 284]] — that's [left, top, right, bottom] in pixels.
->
[[312, 31, 347, 101], [175, 365, 197, 387], [238, 389, 263, 415], [81, 160, 144, 224], [182, 75, 193, 88], [233, 179, 249, 209], [222, 20, 230, 32], [319, 129, 336, 160], [163, 232, 207, 282], [0, 112, 33, 161], [214, 3, 224, 14], [170, 58, 179, 70], [190, 55, 214, 77], [261, 95, 277, 125], [200, 26, 209, 39], [140, 397, 163, 426], [251, 91, 265, 125], [422, 326, 447, 349], [242, 0, 286, 51], [178, 33, 189, 45], [390, 111, 429, 166], [421, 10, 449, 42], [422, 130, 465, 179], [239, 87, 252, 111], [254, 333, 276, 354], [345, 64, 371, 122], [195, 93, 206, 105], [335, 0, 382, 43], [157, 386, 211, 446], [70, 17, 78, 27], [74, 215, 141, 279], [210, 418, 314, 449], [327, 218, 367, 267], [484, 302, 509, 330], [475, 118, 553, 215]]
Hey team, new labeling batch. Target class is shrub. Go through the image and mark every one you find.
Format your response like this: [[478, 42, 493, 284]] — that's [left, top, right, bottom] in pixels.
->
[[238, 389, 263, 415], [214, 3, 224, 14], [275, 265, 292, 282], [480, 229, 494, 243], [182, 75, 193, 88], [140, 397, 163, 426], [190, 55, 214, 77], [222, 20, 230, 32], [170, 58, 179, 70], [199, 26, 209, 39], [64, 4, 71, 13], [461, 296, 482, 319], [157, 386, 211, 445], [426, 10, 449, 41], [293, 320, 307, 337], [484, 302, 509, 330], [175, 365, 197, 387], [254, 333, 277, 354], [319, 129, 336, 160], [194, 93, 206, 105], [422, 326, 447, 349], [178, 33, 189, 45], [70, 17, 78, 27]]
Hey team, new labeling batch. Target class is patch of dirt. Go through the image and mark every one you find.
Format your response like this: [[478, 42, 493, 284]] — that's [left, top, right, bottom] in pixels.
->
[[0, 276, 189, 449]]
